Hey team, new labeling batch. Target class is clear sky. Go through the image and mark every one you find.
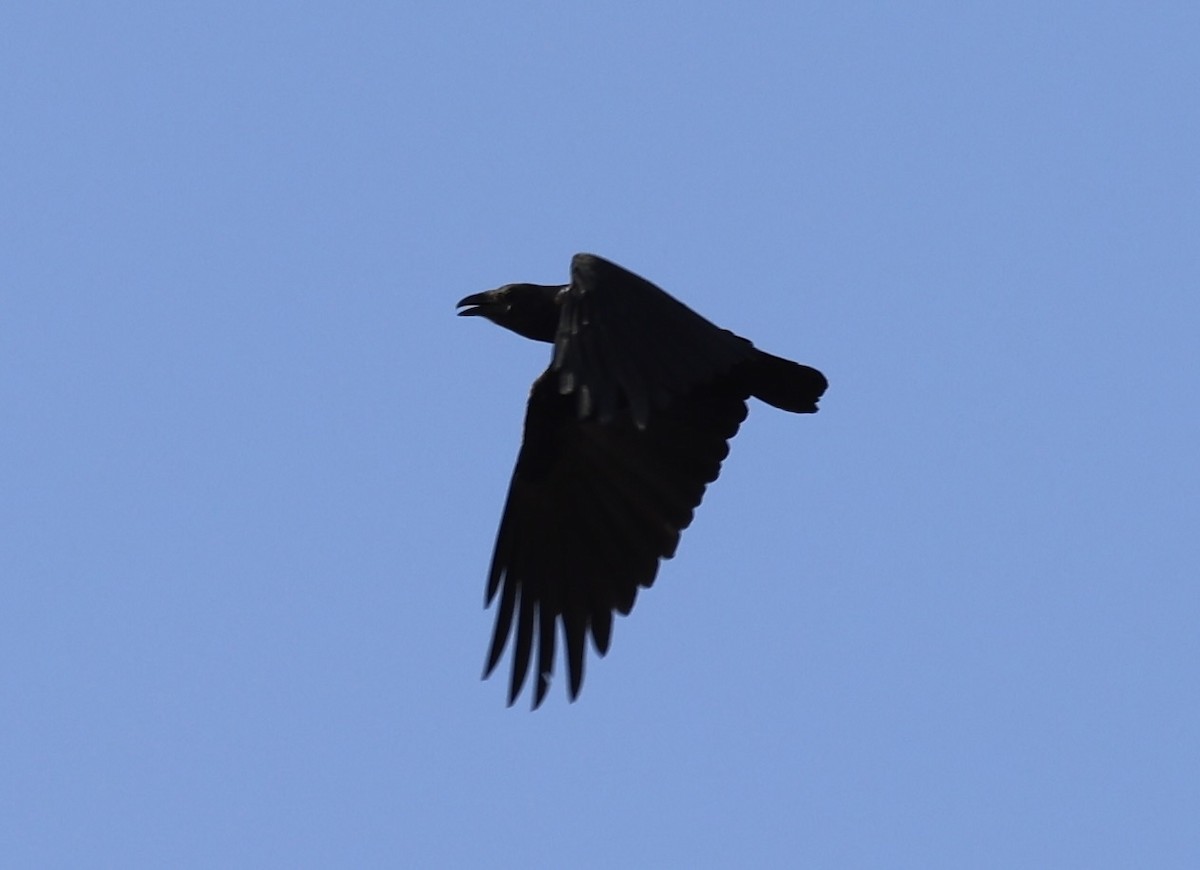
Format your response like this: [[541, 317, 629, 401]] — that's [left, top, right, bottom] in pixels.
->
[[3, 3, 1197, 867]]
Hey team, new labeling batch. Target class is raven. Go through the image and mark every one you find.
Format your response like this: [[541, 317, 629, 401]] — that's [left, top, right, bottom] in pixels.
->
[[458, 253, 827, 708]]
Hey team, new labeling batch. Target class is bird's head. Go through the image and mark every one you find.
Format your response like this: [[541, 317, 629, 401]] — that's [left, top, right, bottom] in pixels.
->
[[456, 283, 564, 343]]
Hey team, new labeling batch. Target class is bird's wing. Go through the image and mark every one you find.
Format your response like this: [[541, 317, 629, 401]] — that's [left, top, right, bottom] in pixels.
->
[[551, 253, 757, 427], [484, 370, 749, 708]]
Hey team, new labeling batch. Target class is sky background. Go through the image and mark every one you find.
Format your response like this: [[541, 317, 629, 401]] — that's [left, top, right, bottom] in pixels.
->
[[3, 3, 1198, 867]]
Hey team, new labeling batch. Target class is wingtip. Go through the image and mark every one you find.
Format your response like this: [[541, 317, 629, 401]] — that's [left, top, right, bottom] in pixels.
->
[[532, 672, 551, 710], [569, 252, 620, 284]]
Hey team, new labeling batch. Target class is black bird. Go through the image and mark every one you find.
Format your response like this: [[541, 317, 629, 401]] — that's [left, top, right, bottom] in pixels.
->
[[458, 253, 827, 708]]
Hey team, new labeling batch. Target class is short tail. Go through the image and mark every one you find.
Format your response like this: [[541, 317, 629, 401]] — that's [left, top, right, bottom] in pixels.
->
[[747, 349, 828, 413]]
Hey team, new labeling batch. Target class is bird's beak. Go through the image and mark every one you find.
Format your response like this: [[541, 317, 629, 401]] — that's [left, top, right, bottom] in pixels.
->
[[456, 291, 496, 317]]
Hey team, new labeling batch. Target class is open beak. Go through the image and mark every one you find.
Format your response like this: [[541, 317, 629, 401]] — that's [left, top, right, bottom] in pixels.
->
[[456, 291, 494, 317]]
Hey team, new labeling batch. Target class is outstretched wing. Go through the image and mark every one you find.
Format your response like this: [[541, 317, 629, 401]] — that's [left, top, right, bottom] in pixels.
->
[[551, 253, 757, 427], [484, 370, 749, 708]]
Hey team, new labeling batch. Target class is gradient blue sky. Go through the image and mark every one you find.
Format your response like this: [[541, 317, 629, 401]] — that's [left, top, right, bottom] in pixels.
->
[[4, 3, 1198, 867]]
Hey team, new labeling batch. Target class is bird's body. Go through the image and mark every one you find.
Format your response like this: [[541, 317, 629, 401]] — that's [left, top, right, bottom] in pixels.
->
[[458, 254, 827, 707]]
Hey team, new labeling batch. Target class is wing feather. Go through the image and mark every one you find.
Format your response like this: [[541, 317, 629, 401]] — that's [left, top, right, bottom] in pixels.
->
[[484, 368, 749, 707]]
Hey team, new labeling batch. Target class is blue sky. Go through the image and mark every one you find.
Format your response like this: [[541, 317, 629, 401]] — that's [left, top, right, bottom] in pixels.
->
[[3, 3, 1197, 867]]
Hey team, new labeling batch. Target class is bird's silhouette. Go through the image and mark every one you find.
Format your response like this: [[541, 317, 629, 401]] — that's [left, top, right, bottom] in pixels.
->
[[458, 254, 827, 707]]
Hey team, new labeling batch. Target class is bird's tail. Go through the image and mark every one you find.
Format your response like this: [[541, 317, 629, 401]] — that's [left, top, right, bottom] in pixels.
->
[[746, 349, 828, 413]]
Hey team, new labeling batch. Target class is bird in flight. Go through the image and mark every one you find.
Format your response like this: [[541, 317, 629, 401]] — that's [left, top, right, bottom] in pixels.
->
[[458, 253, 827, 708]]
